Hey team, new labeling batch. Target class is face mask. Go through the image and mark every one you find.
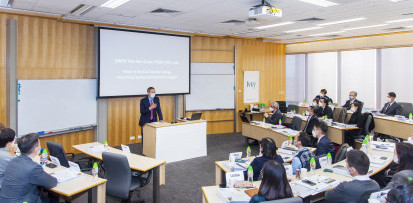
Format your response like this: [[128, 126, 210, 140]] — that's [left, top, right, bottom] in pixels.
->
[[394, 154, 398, 164], [313, 102, 317, 106], [312, 130, 317, 138], [387, 98, 391, 103], [319, 94, 324, 97], [151, 94, 156, 98], [269, 107, 274, 112], [349, 96, 353, 100], [350, 107, 355, 112], [305, 111, 309, 116]]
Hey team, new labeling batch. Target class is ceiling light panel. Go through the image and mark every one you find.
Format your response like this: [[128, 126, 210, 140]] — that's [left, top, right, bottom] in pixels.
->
[[298, 0, 338, 7], [255, 22, 295, 29], [318, 17, 366, 26], [101, 0, 130, 9], [285, 26, 323, 33], [343, 24, 388, 31]]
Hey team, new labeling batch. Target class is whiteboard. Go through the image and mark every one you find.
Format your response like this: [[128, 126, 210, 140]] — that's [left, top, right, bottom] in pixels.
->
[[185, 63, 235, 111], [17, 79, 97, 136]]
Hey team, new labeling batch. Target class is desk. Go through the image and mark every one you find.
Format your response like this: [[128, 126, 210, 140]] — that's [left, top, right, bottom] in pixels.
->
[[43, 165, 107, 203], [373, 116, 413, 139], [73, 142, 166, 203], [284, 115, 358, 144], [242, 111, 267, 122], [143, 120, 207, 163], [203, 148, 393, 203], [242, 122, 300, 148]]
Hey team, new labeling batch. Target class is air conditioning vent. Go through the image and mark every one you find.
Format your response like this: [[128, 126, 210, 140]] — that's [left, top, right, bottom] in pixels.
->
[[150, 8, 180, 13], [221, 20, 245, 24], [297, 17, 324, 22]]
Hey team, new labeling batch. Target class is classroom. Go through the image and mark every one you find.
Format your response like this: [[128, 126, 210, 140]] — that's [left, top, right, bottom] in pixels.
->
[[0, 0, 413, 203]]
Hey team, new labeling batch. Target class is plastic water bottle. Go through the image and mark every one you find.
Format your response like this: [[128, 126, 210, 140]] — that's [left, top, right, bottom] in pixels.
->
[[278, 119, 282, 125], [247, 166, 253, 183], [365, 135, 370, 150], [302, 111, 305, 116], [289, 136, 293, 146], [104, 140, 109, 151], [293, 109, 296, 114], [310, 157, 316, 174], [246, 146, 251, 159], [325, 115, 328, 120], [326, 153, 332, 169], [41, 149, 48, 166], [409, 113, 412, 120], [361, 139, 367, 153], [92, 162, 98, 182]]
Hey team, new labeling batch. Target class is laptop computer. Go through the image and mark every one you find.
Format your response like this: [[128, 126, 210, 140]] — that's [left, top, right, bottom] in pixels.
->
[[189, 113, 202, 120]]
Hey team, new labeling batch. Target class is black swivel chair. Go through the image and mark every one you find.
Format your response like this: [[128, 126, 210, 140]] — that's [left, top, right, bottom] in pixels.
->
[[285, 116, 302, 130], [277, 101, 287, 113], [102, 152, 152, 202], [286, 104, 299, 113], [264, 197, 303, 203], [399, 102, 413, 118], [46, 141, 92, 170]]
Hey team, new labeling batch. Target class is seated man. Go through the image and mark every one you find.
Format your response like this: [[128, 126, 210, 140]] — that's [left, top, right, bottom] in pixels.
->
[[264, 101, 283, 125], [313, 121, 335, 157], [304, 106, 319, 137], [0, 133, 57, 203], [380, 92, 402, 116], [315, 88, 333, 104], [292, 132, 315, 174], [0, 128, 17, 189], [317, 98, 333, 119], [342, 91, 362, 110], [325, 149, 380, 203]]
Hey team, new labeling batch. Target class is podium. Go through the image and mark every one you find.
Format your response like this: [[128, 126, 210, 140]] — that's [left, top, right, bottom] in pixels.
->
[[143, 120, 207, 163]]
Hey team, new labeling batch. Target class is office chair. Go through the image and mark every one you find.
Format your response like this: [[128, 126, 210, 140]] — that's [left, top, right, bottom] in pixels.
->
[[46, 141, 92, 171], [277, 101, 287, 113], [102, 152, 152, 202], [335, 143, 349, 163], [264, 197, 303, 203], [240, 115, 250, 123], [399, 102, 413, 118], [333, 107, 346, 123], [286, 104, 299, 113], [285, 116, 302, 130], [281, 114, 287, 124]]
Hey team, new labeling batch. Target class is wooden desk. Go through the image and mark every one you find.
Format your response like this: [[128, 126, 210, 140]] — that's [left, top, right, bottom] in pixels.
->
[[242, 122, 300, 148], [73, 142, 166, 203], [284, 115, 358, 144], [203, 148, 393, 203], [373, 116, 413, 139], [143, 120, 207, 163], [43, 165, 107, 203]]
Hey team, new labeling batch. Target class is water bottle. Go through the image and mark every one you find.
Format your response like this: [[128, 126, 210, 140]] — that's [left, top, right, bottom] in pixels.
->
[[92, 162, 98, 182], [41, 149, 48, 166], [310, 157, 316, 174], [361, 139, 367, 153], [246, 146, 251, 159], [104, 140, 109, 151], [288, 136, 293, 147], [247, 166, 253, 183], [293, 109, 296, 114], [326, 153, 332, 169], [365, 135, 370, 150], [278, 119, 282, 125], [325, 115, 328, 120], [409, 113, 412, 120], [302, 111, 305, 116]]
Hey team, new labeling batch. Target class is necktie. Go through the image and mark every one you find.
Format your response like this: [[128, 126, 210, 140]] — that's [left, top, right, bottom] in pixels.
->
[[150, 99, 154, 120]]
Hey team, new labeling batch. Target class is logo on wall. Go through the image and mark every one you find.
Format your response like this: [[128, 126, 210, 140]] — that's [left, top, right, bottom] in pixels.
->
[[244, 71, 259, 103]]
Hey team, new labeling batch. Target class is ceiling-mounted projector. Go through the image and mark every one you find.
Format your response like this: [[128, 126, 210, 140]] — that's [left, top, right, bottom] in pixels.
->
[[249, 0, 282, 19]]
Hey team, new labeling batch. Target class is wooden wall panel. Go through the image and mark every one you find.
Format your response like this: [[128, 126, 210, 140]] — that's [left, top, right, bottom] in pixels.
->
[[106, 95, 175, 146], [0, 14, 7, 126], [285, 31, 413, 54], [39, 130, 94, 154]]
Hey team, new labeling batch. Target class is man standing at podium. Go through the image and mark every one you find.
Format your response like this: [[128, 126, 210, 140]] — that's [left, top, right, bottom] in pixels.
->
[[139, 87, 163, 139]]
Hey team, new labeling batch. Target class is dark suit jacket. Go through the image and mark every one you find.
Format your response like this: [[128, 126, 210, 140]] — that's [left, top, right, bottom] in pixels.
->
[[315, 95, 333, 103], [317, 106, 333, 119], [0, 155, 57, 203], [348, 111, 364, 127], [139, 96, 163, 127], [266, 109, 283, 125], [304, 115, 319, 136], [325, 179, 380, 203], [380, 102, 402, 116], [342, 99, 361, 110], [316, 136, 335, 157]]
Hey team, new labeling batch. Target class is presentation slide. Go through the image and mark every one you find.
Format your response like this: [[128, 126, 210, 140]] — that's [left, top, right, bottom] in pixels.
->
[[99, 28, 190, 97]]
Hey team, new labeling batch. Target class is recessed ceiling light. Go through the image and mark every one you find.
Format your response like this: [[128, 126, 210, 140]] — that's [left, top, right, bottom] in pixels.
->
[[386, 18, 413, 23], [309, 31, 345, 36], [285, 26, 323, 33], [298, 0, 338, 7], [343, 24, 388, 31], [255, 22, 295, 29], [388, 0, 407, 2], [101, 0, 130, 9], [407, 25, 413, 28], [318, 17, 366, 26], [69, 4, 95, 16]]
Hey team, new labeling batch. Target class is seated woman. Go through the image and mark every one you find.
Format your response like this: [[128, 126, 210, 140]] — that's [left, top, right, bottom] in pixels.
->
[[345, 102, 364, 147], [249, 160, 293, 203], [244, 137, 283, 181], [384, 142, 413, 190], [385, 176, 413, 203]]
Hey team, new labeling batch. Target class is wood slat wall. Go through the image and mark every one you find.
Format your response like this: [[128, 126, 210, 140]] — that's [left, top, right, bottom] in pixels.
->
[[0, 13, 95, 153], [285, 31, 413, 54]]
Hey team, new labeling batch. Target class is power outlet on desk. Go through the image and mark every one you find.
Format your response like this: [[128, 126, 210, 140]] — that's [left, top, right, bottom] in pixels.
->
[[130, 136, 136, 140]]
